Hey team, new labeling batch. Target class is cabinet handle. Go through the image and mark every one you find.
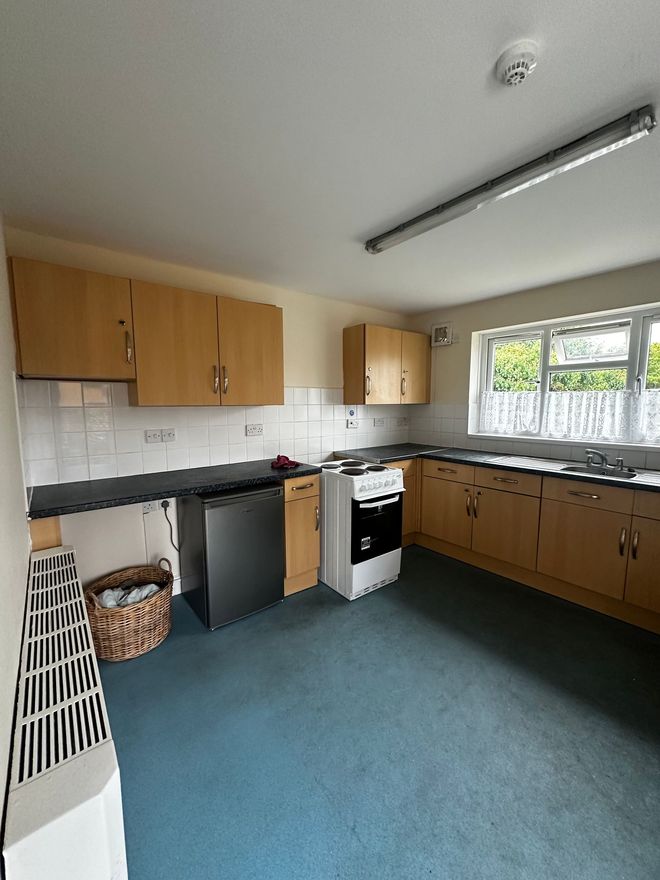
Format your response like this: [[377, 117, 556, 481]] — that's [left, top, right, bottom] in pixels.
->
[[213, 365, 219, 394], [401, 377, 406, 397], [618, 527, 627, 557], [292, 483, 314, 491], [465, 492, 471, 517], [473, 491, 481, 519], [365, 375, 371, 397], [125, 331, 133, 364], [315, 505, 320, 531], [494, 476, 518, 484], [632, 529, 639, 560], [222, 366, 229, 394], [568, 490, 601, 500], [437, 467, 457, 474]]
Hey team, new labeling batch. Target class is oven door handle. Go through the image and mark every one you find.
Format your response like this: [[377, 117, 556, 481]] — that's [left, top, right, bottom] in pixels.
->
[[359, 496, 400, 509]]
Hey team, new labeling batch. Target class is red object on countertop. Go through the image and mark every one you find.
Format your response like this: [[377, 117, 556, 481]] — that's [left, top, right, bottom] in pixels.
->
[[270, 454, 302, 469]]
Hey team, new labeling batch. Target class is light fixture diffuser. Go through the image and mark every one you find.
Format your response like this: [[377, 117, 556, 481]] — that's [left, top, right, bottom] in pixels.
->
[[364, 105, 656, 254]]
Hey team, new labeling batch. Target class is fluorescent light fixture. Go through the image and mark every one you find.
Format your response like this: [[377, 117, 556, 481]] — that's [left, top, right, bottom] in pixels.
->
[[364, 105, 656, 254]]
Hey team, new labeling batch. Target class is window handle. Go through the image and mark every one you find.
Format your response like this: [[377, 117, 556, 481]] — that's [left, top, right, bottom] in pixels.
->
[[635, 375, 643, 395]]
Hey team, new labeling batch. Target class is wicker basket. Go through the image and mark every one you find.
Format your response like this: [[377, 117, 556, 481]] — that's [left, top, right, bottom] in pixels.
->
[[84, 558, 173, 662]]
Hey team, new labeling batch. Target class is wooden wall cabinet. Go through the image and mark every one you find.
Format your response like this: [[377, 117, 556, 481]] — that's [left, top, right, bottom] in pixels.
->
[[343, 324, 430, 404], [284, 475, 320, 596], [10, 258, 136, 380], [130, 281, 220, 406], [217, 297, 284, 405]]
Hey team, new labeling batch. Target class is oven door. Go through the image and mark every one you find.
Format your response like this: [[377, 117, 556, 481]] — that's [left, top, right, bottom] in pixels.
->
[[350, 492, 403, 565]]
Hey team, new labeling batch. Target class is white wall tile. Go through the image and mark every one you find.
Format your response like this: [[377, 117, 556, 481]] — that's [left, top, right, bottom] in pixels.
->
[[208, 408, 228, 425], [87, 431, 116, 455], [229, 443, 246, 462], [209, 425, 229, 446], [56, 432, 87, 458], [307, 388, 321, 404], [83, 382, 112, 406], [227, 424, 245, 444], [22, 407, 53, 434], [143, 449, 167, 473], [294, 421, 308, 439], [210, 446, 229, 465], [307, 421, 321, 438], [321, 405, 333, 421], [50, 381, 83, 407], [115, 429, 142, 454], [263, 422, 279, 441], [263, 406, 280, 423], [246, 406, 263, 423], [293, 388, 308, 404], [89, 455, 117, 479], [59, 457, 89, 483], [111, 383, 129, 407], [279, 422, 294, 441], [189, 447, 210, 468], [84, 407, 113, 431], [117, 452, 143, 476], [245, 440, 264, 461], [294, 405, 308, 422], [166, 448, 189, 470], [263, 441, 280, 458], [186, 407, 210, 427], [307, 404, 321, 420], [227, 407, 246, 425], [23, 380, 51, 407], [187, 425, 209, 447], [279, 404, 294, 422], [26, 459, 58, 486], [23, 433, 56, 460]]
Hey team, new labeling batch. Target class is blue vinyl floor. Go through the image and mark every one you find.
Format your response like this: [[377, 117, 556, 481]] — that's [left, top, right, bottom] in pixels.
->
[[101, 547, 660, 880]]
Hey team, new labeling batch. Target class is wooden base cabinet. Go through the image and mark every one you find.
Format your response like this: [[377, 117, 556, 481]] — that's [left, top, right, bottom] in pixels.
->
[[537, 499, 630, 599], [471, 487, 540, 571], [10, 258, 136, 380], [624, 516, 660, 612], [421, 476, 473, 549], [284, 477, 320, 596]]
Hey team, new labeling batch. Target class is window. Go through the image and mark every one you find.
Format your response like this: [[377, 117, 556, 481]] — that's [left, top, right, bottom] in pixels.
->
[[476, 306, 660, 446]]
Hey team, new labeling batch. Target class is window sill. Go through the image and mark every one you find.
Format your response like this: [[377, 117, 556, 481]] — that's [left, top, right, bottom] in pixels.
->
[[469, 431, 660, 453]]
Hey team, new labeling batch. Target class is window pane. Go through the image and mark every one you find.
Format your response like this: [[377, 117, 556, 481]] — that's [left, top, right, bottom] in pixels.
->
[[645, 321, 660, 389], [551, 322, 630, 364], [549, 369, 627, 391], [491, 338, 541, 392]]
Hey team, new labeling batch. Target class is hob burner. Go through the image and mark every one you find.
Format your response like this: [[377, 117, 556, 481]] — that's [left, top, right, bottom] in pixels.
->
[[341, 461, 366, 467], [366, 465, 387, 471], [340, 468, 368, 475], [321, 463, 341, 469]]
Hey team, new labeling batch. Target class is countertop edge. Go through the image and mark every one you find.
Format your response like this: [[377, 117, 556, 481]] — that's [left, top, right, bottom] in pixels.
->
[[28, 465, 322, 520]]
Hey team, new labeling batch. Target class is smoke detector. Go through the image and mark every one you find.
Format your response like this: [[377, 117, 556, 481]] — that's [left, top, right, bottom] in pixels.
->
[[496, 41, 539, 86]]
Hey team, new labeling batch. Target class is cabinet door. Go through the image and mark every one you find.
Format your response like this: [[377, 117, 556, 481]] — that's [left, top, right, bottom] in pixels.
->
[[471, 487, 540, 571], [625, 516, 660, 612], [217, 298, 284, 405], [131, 281, 219, 406], [365, 325, 402, 404], [400, 330, 430, 403], [421, 477, 473, 548], [285, 496, 321, 578], [537, 499, 630, 599], [11, 258, 135, 380], [402, 475, 417, 536]]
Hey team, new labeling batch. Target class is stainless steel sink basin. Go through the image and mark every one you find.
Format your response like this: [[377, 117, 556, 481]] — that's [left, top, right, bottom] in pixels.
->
[[561, 465, 637, 480]]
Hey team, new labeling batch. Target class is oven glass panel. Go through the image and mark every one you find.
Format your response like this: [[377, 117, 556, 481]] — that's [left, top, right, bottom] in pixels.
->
[[350, 493, 403, 565]]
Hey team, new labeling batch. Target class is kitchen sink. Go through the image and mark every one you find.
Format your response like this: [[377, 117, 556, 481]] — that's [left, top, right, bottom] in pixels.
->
[[561, 465, 637, 480]]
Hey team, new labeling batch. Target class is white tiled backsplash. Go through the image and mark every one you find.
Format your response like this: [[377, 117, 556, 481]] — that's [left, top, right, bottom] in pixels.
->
[[17, 380, 411, 486], [408, 403, 660, 470]]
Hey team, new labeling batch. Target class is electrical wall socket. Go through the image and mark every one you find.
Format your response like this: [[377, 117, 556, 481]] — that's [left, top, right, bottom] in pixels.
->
[[373, 417, 386, 428], [396, 417, 409, 427], [346, 419, 358, 429], [162, 428, 176, 443], [245, 423, 264, 436], [142, 501, 159, 514], [144, 429, 162, 444]]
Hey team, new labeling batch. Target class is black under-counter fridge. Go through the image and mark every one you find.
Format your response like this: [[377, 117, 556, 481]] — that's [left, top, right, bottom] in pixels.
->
[[177, 485, 284, 629]]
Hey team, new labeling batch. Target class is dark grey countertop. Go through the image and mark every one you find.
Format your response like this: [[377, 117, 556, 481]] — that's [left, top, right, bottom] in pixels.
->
[[332, 442, 660, 493], [421, 448, 660, 493], [29, 460, 322, 519], [333, 443, 445, 463]]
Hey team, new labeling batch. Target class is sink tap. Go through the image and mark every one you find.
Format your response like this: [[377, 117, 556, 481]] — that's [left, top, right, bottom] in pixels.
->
[[586, 449, 608, 469], [615, 456, 625, 471]]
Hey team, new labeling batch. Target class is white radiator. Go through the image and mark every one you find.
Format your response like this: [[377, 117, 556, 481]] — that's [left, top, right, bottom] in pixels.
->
[[3, 546, 128, 880]]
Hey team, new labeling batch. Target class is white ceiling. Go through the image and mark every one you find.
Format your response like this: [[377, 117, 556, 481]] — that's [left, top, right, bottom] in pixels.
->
[[2, 1, 660, 314]]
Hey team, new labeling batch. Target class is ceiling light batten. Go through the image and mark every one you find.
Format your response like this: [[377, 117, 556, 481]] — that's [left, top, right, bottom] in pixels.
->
[[364, 105, 656, 254]]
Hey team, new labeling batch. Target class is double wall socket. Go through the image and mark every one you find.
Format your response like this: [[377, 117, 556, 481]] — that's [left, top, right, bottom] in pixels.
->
[[144, 428, 177, 443], [246, 424, 263, 436]]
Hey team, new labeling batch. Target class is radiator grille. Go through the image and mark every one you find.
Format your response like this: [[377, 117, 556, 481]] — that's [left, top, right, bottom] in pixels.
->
[[12, 546, 111, 789]]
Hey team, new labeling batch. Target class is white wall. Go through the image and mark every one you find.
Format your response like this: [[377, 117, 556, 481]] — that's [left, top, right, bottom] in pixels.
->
[[5, 227, 413, 388], [407, 259, 660, 468], [0, 223, 31, 833]]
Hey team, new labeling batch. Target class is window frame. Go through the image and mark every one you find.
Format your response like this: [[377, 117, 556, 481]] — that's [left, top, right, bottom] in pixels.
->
[[474, 303, 660, 444]]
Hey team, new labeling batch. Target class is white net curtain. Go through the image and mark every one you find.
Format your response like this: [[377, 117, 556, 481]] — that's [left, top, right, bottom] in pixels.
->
[[479, 390, 660, 445]]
